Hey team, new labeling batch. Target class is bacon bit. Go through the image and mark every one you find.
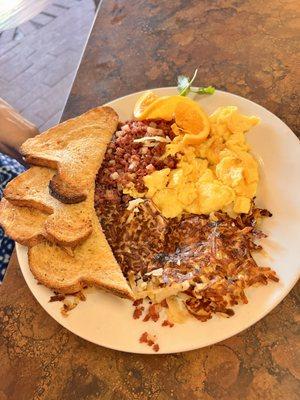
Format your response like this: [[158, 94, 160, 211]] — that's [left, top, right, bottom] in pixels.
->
[[153, 344, 160, 352], [225, 308, 235, 316], [139, 332, 160, 352], [142, 303, 162, 322], [139, 332, 149, 344], [133, 306, 144, 319], [49, 293, 65, 302], [133, 299, 143, 307], [160, 299, 168, 308], [149, 304, 160, 322], [144, 304, 160, 322], [162, 320, 174, 328], [268, 274, 279, 282]]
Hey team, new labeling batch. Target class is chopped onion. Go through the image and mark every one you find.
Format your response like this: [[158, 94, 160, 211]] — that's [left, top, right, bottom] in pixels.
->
[[127, 198, 144, 211], [133, 136, 171, 144]]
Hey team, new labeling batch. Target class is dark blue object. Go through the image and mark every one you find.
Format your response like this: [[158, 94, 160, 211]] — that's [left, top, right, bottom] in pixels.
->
[[0, 153, 25, 283]]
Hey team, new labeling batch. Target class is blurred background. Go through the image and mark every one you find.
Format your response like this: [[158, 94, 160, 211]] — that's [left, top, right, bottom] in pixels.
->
[[0, 0, 100, 131]]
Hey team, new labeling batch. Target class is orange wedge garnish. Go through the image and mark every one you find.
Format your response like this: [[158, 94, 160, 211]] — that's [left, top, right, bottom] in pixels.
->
[[135, 95, 187, 121], [174, 100, 210, 139], [133, 91, 159, 119]]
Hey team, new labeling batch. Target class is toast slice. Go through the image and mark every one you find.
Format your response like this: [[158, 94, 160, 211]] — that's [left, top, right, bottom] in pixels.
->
[[3, 166, 92, 247], [20, 106, 118, 204], [1, 189, 134, 298], [0, 198, 46, 247], [0, 195, 92, 248], [28, 211, 134, 299], [0, 199, 74, 255]]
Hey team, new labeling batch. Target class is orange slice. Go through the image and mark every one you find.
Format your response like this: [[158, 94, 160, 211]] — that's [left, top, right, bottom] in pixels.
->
[[134, 93, 211, 139], [133, 91, 159, 119], [174, 100, 210, 138], [136, 95, 188, 121]]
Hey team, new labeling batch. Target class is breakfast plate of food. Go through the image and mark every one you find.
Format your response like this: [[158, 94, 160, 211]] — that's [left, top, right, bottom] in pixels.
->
[[1, 73, 299, 353]]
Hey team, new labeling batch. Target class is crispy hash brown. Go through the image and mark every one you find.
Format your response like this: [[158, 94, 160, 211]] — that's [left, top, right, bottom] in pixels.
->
[[100, 200, 278, 321]]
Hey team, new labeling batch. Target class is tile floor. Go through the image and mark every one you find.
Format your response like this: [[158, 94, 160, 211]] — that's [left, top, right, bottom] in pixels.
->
[[0, 0, 96, 131]]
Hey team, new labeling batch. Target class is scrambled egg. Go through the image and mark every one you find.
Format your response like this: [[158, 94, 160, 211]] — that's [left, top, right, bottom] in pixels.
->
[[123, 183, 146, 198], [143, 105, 260, 218]]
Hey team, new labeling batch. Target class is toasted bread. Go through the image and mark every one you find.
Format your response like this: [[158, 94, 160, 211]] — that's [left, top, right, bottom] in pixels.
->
[[0, 198, 45, 247], [3, 166, 93, 247], [0, 194, 93, 248], [4, 166, 56, 213], [2, 105, 134, 299], [1, 196, 134, 300], [28, 211, 134, 299], [20, 106, 118, 203]]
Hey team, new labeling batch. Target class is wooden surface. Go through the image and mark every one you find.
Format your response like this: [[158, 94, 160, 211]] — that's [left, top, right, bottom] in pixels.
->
[[1, 1, 300, 399]]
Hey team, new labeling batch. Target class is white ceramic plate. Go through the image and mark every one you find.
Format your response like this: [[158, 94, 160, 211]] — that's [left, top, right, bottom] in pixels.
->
[[16, 88, 300, 354]]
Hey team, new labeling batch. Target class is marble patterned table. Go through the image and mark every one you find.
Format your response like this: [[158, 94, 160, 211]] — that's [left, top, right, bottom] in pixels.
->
[[0, 1, 299, 399]]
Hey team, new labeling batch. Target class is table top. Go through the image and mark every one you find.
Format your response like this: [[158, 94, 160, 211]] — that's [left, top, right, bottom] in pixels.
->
[[1, 1, 299, 399]]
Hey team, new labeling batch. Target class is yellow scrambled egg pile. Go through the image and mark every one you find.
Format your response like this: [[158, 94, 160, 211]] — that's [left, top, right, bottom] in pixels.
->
[[143, 105, 260, 218]]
